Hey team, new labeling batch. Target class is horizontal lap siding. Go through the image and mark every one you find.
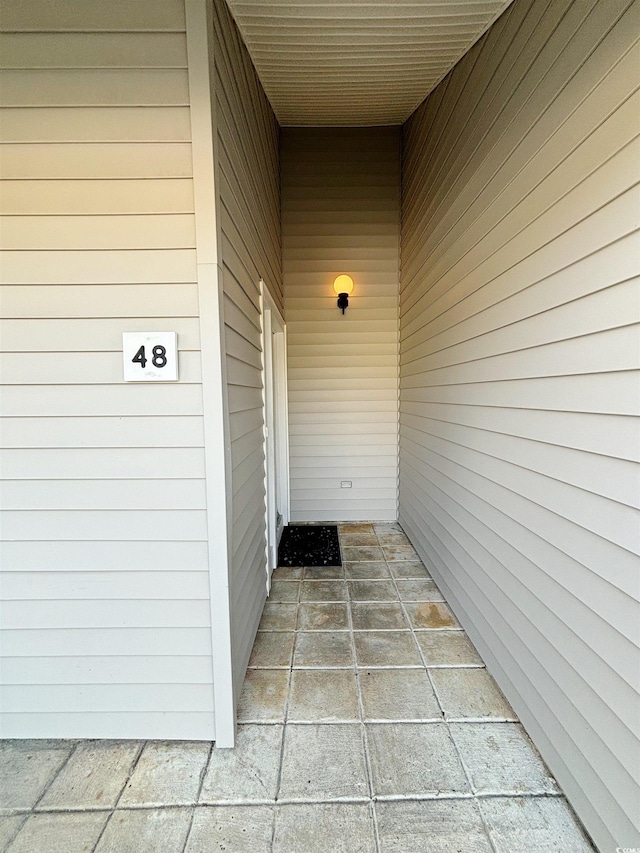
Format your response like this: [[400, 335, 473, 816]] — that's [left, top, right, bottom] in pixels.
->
[[283, 128, 400, 522], [212, 0, 282, 700], [0, 0, 214, 740], [400, 0, 640, 848]]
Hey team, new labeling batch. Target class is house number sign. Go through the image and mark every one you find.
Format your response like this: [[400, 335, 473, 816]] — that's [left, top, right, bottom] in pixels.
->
[[123, 332, 178, 381]]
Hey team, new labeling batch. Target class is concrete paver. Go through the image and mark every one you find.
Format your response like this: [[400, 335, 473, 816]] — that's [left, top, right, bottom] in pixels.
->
[[0, 741, 72, 810]]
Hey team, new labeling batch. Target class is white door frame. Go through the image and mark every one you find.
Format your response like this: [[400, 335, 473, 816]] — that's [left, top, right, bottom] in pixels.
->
[[260, 281, 290, 589]]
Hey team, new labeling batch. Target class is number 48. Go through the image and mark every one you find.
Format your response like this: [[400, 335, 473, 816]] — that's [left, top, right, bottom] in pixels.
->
[[132, 345, 167, 369]]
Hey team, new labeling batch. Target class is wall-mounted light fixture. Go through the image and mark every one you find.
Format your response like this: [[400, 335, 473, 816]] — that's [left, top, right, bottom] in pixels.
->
[[333, 274, 354, 314]]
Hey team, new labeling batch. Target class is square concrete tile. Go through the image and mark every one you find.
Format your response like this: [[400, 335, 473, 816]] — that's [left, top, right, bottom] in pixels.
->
[[376, 800, 493, 853], [249, 632, 295, 668], [303, 566, 344, 580], [293, 632, 353, 667], [300, 581, 347, 602], [450, 723, 560, 795], [95, 807, 192, 853], [344, 561, 389, 579], [376, 532, 411, 547], [387, 561, 431, 579], [274, 803, 376, 852], [38, 741, 141, 810], [237, 670, 290, 723], [416, 630, 484, 666], [268, 580, 300, 602], [382, 542, 420, 561], [288, 670, 359, 721], [359, 669, 441, 720], [119, 741, 210, 806], [342, 546, 384, 562], [373, 522, 403, 534], [0, 740, 72, 810], [353, 632, 422, 667], [271, 566, 302, 580], [348, 580, 398, 601], [200, 725, 283, 803], [340, 532, 379, 546], [258, 603, 298, 631], [7, 812, 108, 853], [366, 723, 468, 797], [405, 601, 459, 629], [351, 602, 407, 631], [185, 805, 273, 853], [431, 668, 516, 720], [297, 602, 349, 631], [480, 796, 595, 852], [278, 725, 368, 801], [339, 523, 375, 535], [395, 579, 443, 601]]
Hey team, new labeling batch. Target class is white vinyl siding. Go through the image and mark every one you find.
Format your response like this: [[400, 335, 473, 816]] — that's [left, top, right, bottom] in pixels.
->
[[0, 0, 215, 740], [282, 128, 400, 522], [399, 0, 639, 849], [212, 0, 282, 700]]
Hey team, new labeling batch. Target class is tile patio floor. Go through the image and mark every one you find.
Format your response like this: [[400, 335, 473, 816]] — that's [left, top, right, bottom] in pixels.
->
[[0, 523, 595, 852]]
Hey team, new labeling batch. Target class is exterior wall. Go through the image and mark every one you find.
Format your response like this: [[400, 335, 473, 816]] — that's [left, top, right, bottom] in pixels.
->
[[399, 0, 640, 849], [212, 0, 282, 699], [0, 0, 215, 738], [282, 127, 400, 522]]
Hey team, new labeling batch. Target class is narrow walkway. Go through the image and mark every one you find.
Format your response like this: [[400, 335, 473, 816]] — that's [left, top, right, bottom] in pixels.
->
[[0, 523, 594, 852]]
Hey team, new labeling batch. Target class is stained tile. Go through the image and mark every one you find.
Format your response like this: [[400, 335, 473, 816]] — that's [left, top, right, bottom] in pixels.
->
[[38, 741, 141, 810], [416, 630, 484, 666], [387, 561, 431, 579], [339, 523, 375, 535], [278, 725, 368, 801], [395, 578, 443, 601], [348, 580, 398, 601], [342, 546, 384, 562], [0, 740, 73, 810], [297, 602, 349, 631], [366, 723, 468, 797], [274, 803, 376, 852], [359, 670, 440, 721], [288, 670, 359, 721], [95, 807, 192, 853], [480, 796, 595, 852], [353, 632, 422, 667], [249, 632, 295, 668], [376, 532, 411, 547], [405, 601, 459, 629], [351, 602, 407, 631], [300, 580, 347, 602], [271, 566, 302, 580], [340, 533, 379, 546], [185, 805, 273, 853], [303, 565, 344, 580], [7, 812, 108, 853], [200, 725, 283, 803], [431, 668, 516, 720], [450, 723, 559, 795], [119, 741, 210, 806], [293, 632, 353, 667], [376, 800, 493, 853], [258, 603, 298, 631], [373, 522, 403, 534], [237, 669, 290, 723], [382, 542, 420, 561], [344, 561, 389, 579], [268, 580, 300, 602]]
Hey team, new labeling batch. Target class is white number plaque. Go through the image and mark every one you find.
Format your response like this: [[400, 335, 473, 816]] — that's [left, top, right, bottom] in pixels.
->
[[123, 332, 178, 381]]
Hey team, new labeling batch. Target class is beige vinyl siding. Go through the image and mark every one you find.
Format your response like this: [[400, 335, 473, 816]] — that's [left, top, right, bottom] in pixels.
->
[[212, 0, 282, 700], [282, 127, 400, 522], [399, 0, 640, 849], [0, 0, 215, 739]]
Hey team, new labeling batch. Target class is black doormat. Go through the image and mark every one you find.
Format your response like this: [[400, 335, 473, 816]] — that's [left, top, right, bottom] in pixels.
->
[[277, 524, 342, 567]]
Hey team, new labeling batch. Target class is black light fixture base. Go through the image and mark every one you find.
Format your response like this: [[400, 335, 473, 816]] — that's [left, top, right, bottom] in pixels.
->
[[337, 292, 349, 313]]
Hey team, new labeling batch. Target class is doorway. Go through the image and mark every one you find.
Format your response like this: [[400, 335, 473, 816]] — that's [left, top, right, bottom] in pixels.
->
[[261, 281, 290, 590]]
